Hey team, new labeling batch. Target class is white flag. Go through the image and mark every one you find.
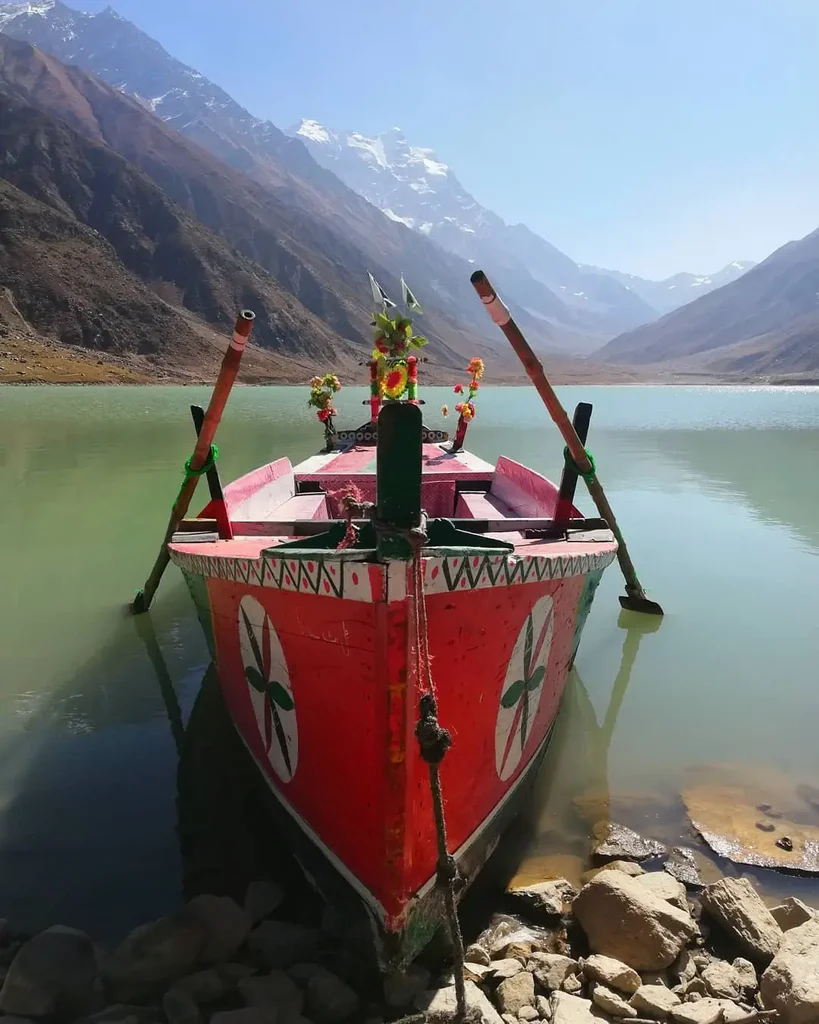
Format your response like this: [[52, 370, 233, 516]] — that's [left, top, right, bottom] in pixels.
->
[[401, 275, 423, 313], [368, 271, 395, 310]]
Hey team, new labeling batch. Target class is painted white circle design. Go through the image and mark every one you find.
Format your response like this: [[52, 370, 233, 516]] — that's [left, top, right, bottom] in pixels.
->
[[238, 595, 298, 782], [494, 594, 554, 782]]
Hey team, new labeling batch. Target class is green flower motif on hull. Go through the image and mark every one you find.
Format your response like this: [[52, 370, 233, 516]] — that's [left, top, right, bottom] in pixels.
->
[[495, 595, 554, 782], [238, 595, 298, 782]]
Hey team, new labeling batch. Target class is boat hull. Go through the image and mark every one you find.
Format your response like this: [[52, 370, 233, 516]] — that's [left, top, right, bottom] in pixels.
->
[[174, 537, 613, 966]]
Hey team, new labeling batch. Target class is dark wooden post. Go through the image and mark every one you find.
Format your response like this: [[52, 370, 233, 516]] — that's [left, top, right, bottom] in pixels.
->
[[553, 402, 592, 532]]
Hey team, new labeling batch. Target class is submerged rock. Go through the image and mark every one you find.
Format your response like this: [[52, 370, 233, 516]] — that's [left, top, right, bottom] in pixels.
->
[[760, 918, 819, 1024], [663, 849, 705, 890], [573, 873, 696, 970], [0, 925, 98, 1018], [700, 879, 781, 966], [592, 822, 667, 863]]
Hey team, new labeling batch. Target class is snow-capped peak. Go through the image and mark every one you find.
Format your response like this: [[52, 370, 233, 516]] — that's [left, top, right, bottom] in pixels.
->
[[295, 118, 334, 145], [0, 1, 56, 28]]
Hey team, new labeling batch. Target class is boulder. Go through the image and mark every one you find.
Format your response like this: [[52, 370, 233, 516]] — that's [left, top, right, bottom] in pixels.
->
[[508, 880, 576, 918], [417, 980, 503, 1023], [383, 965, 431, 1008], [496, 972, 535, 1015], [561, 974, 582, 995], [669, 999, 726, 1024], [663, 849, 705, 890], [247, 921, 319, 969], [162, 989, 201, 1024], [573, 873, 696, 970], [187, 896, 252, 964], [518, 1005, 539, 1021], [549, 991, 598, 1023], [170, 968, 228, 1003], [103, 915, 205, 1002], [535, 994, 552, 1018], [305, 968, 359, 1022], [582, 954, 641, 995], [239, 971, 304, 1018], [630, 984, 682, 1019], [0, 925, 98, 1018], [465, 943, 491, 966], [700, 960, 743, 1001], [464, 963, 492, 982], [770, 897, 814, 933], [582, 861, 645, 883], [634, 873, 689, 912], [244, 882, 284, 925], [210, 1010, 275, 1024], [700, 879, 781, 966], [491, 958, 525, 980], [590, 982, 638, 1018], [532, 954, 579, 992], [760, 918, 819, 1023], [730, 958, 756, 993], [592, 822, 666, 862]]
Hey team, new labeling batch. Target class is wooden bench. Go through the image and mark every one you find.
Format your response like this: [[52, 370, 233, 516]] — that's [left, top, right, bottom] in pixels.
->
[[455, 490, 517, 520], [274, 493, 329, 520]]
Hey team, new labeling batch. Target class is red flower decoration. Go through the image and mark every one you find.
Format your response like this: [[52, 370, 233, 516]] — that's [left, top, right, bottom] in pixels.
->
[[453, 383, 464, 394]]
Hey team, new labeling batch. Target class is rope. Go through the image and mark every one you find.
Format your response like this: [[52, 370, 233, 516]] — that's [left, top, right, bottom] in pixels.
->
[[171, 445, 219, 513], [563, 444, 596, 481], [409, 530, 470, 1022]]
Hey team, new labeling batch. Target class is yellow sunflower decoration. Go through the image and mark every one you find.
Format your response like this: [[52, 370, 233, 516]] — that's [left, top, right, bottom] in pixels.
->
[[382, 362, 409, 399]]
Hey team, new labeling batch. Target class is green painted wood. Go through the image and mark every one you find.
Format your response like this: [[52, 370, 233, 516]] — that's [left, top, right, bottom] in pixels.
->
[[376, 403, 422, 560]]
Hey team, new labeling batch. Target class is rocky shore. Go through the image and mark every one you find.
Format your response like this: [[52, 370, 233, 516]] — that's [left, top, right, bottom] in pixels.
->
[[1, 833, 817, 1024]]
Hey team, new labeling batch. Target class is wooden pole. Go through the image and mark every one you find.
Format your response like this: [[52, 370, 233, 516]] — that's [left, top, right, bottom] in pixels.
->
[[131, 310, 255, 614], [191, 405, 234, 540], [469, 270, 662, 616], [553, 401, 593, 532]]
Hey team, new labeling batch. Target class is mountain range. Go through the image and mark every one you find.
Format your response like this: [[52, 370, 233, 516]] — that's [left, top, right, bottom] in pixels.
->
[[0, 0, 816, 381]]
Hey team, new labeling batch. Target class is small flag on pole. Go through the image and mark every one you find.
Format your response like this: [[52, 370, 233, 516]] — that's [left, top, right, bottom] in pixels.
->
[[368, 271, 395, 310], [401, 275, 423, 313]]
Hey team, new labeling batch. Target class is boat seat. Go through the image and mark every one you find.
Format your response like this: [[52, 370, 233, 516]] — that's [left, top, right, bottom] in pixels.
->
[[455, 490, 517, 520], [273, 493, 329, 521]]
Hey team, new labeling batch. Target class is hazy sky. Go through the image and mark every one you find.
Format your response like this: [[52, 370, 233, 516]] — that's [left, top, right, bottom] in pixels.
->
[[79, 0, 819, 278]]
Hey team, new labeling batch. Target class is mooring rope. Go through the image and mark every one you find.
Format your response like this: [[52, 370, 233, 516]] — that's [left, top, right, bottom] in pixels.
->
[[171, 444, 219, 513], [409, 530, 470, 1021]]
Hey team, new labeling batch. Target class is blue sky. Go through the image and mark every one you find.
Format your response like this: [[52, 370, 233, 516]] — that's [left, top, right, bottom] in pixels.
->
[[80, 0, 819, 278]]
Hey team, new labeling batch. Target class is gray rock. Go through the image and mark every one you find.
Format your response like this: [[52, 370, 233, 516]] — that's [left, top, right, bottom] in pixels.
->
[[536, 994, 552, 1019], [103, 915, 205, 1002], [641, 972, 670, 987], [466, 943, 492, 966], [634, 873, 689, 912], [700, 879, 782, 967], [663, 849, 704, 890], [770, 897, 814, 933], [170, 968, 228, 1003], [670, 952, 697, 987], [760, 917, 819, 1023], [210, 1009, 276, 1024], [417, 980, 503, 1023], [582, 954, 641, 995], [532, 955, 579, 992], [240, 970, 304, 1018], [592, 822, 666, 862], [492, 958, 525, 980], [497, 972, 535, 1014], [730, 958, 756, 994], [591, 982, 638, 1018], [549, 991, 597, 1023], [465, 963, 492, 982], [162, 989, 201, 1024], [0, 925, 98, 1018], [187, 896, 252, 964], [502, 1015, 518, 1024], [701, 960, 743, 1001], [509, 880, 576, 918], [247, 921, 319, 969], [561, 974, 582, 995], [305, 968, 359, 1022], [518, 1007, 539, 1021], [244, 882, 285, 925], [573, 873, 696, 971], [383, 965, 431, 1008], [630, 984, 682, 1019], [669, 999, 726, 1024]]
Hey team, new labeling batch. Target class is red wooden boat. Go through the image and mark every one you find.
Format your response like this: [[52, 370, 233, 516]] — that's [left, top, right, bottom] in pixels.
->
[[167, 313, 617, 967]]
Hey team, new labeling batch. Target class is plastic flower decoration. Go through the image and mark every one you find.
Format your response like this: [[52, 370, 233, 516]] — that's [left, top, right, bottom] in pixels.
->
[[453, 358, 484, 421], [383, 363, 409, 399], [441, 404, 449, 417], [370, 312, 429, 361], [307, 373, 341, 423]]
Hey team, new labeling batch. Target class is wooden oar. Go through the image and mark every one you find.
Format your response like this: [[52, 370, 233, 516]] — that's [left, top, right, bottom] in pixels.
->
[[469, 270, 663, 616], [131, 310, 256, 614]]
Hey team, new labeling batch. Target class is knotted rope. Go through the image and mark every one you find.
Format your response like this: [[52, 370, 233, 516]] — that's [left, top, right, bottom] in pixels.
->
[[171, 445, 219, 512], [329, 483, 374, 550], [563, 444, 596, 481], [409, 529, 470, 1021]]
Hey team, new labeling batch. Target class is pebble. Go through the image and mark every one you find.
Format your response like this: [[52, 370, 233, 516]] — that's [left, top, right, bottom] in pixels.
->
[[582, 954, 641, 995]]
